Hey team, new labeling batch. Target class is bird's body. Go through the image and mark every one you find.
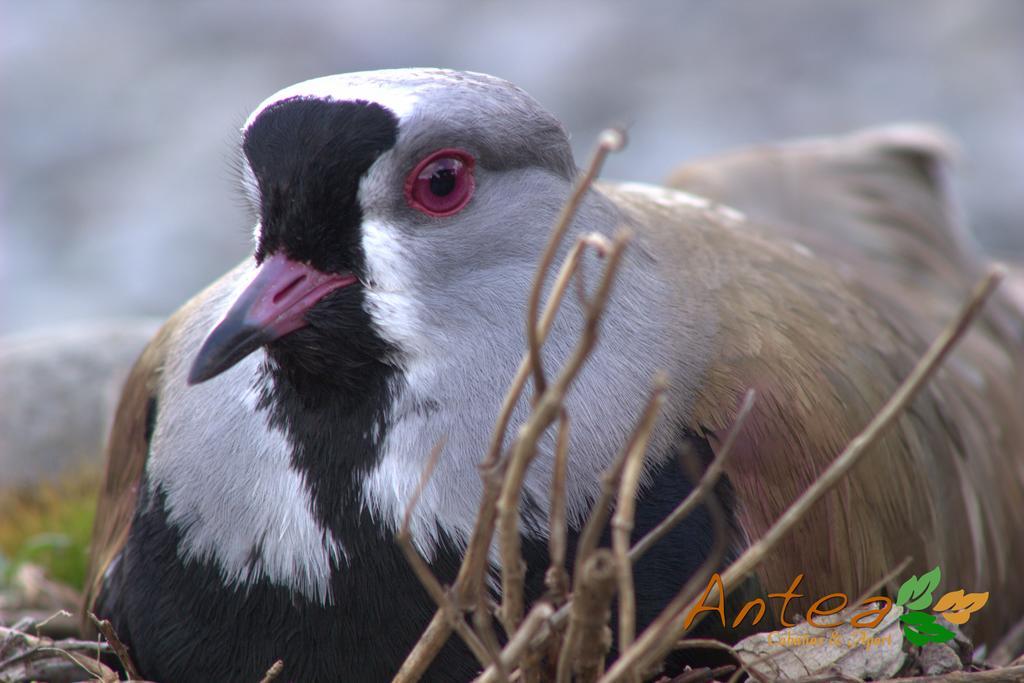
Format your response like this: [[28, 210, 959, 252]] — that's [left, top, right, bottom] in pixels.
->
[[86, 69, 1024, 682]]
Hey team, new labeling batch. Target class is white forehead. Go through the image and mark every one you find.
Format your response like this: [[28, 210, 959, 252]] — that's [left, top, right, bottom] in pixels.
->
[[243, 68, 473, 131]]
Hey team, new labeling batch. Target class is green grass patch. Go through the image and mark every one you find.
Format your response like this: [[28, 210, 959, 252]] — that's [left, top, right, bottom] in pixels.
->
[[0, 467, 100, 590]]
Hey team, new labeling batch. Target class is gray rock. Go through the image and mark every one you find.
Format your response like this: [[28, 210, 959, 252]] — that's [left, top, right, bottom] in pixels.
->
[[919, 642, 964, 676], [0, 320, 159, 489]]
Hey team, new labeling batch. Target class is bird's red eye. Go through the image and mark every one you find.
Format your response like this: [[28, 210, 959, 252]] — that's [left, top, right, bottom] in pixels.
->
[[404, 149, 475, 217]]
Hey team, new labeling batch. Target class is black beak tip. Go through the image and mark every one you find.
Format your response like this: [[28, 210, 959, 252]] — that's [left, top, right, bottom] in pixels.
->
[[186, 358, 218, 386], [187, 321, 268, 386], [187, 342, 231, 385]]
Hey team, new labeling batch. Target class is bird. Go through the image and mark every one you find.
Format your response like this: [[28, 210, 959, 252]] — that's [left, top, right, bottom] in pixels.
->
[[84, 68, 1024, 682]]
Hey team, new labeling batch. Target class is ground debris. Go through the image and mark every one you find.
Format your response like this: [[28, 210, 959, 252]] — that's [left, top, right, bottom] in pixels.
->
[[0, 621, 116, 683]]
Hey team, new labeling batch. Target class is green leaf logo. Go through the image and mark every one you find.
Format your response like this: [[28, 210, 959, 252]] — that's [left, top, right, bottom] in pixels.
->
[[900, 611, 955, 646], [896, 566, 941, 610]]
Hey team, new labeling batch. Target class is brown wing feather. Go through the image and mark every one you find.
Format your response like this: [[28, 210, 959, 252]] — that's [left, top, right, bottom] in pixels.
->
[[81, 324, 170, 625], [644, 125, 1024, 640]]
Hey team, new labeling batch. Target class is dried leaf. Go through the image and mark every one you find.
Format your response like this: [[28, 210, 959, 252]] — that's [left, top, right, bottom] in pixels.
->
[[735, 602, 904, 680]]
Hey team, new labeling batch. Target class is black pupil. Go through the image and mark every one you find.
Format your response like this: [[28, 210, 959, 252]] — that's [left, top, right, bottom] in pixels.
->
[[429, 168, 457, 196]]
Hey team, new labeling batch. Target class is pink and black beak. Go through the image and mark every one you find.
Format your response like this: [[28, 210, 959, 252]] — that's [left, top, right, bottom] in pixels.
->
[[188, 253, 357, 384]]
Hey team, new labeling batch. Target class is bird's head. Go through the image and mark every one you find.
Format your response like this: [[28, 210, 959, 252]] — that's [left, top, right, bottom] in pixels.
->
[[187, 68, 581, 388]]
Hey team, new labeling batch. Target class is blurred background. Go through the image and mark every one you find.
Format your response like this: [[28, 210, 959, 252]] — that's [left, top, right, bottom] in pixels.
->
[[3, 0, 1023, 334]]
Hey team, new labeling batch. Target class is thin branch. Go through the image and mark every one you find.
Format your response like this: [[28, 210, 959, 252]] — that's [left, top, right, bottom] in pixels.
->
[[392, 611, 453, 683], [258, 659, 284, 683], [850, 555, 912, 609], [394, 439, 450, 616], [497, 457, 536, 635], [33, 609, 73, 636], [600, 266, 1006, 681], [401, 437, 448, 538], [470, 230, 614, 635], [671, 638, 768, 683], [29, 647, 117, 682], [609, 453, 730, 682], [481, 380, 712, 680], [484, 418, 723, 683], [671, 663, 738, 683], [498, 231, 631, 632], [395, 438, 498, 676], [456, 467, 506, 612], [475, 376, 681, 683], [0, 629, 111, 662], [884, 666, 1024, 683], [471, 603, 555, 683], [573, 372, 663, 588], [474, 596, 510, 683], [990, 612, 1024, 666], [483, 236, 588, 471], [544, 409, 572, 606], [526, 128, 626, 400], [464, 233, 618, 614], [89, 612, 142, 681], [396, 517, 495, 672], [0, 626, 114, 682], [478, 234, 616, 618], [613, 376, 668, 657], [629, 389, 755, 562], [556, 549, 618, 683]]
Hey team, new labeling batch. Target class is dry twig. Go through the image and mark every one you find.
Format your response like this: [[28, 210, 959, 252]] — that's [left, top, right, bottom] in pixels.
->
[[612, 376, 668, 658], [395, 438, 498, 673], [850, 555, 913, 609], [90, 611, 143, 681], [498, 230, 631, 634], [544, 409, 572, 606], [885, 665, 1024, 682], [670, 637, 768, 683], [629, 389, 755, 562], [668, 663, 737, 683], [0, 624, 115, 682], [557, 549, 618, 683], [484, 232, 615, 473], [472, 602, 555, 683], [393, 611, 453, 683], [608, 456, 731, 683], [989, 613, 1024, 666], [571, 375, 660, 590], [258, 659, 285, 683], [526, 128, 626, 399]]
